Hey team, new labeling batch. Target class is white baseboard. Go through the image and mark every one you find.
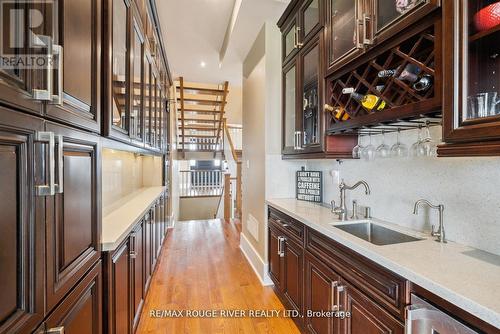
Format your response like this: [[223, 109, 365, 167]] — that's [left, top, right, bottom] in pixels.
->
[[239, 232, 273, 286]]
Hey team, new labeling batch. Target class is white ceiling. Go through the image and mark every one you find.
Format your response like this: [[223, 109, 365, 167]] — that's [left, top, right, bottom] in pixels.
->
[[156, 0, 289, 86]]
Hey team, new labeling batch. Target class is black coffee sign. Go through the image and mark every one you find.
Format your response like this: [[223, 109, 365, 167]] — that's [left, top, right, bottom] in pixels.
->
[[296, 170, 322, 203]]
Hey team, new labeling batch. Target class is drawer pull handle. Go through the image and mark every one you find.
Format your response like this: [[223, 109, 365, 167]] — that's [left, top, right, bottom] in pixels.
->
[[46, 327, 64, 334]]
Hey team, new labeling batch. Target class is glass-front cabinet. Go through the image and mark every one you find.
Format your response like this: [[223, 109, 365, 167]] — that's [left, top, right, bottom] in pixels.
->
[[326, 0, 440, 73], [111, 0, 129, 133], [132, 22, 144, 141], [326, 0, 365, 71], [300, 39, 321, 149], [282, 61, 298, 154], [440, 0, 500, 156], [374, 0, 440, 43]]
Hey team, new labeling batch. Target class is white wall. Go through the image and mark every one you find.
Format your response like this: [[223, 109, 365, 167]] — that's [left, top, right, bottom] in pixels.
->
[[274, 126, 500, 256]]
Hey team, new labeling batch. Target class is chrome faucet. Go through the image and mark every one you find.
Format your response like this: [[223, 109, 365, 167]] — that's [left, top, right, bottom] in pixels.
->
[[413, 199, 446, 243], [331, 180, 371, 221]]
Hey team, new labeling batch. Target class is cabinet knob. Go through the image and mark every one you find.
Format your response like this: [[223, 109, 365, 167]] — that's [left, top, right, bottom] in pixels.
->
[[46, 327, 65, 334], [129, 251, 137, 259]]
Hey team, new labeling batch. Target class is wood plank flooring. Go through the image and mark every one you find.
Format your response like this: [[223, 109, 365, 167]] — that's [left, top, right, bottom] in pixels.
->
[[136, 219, 301, 334]]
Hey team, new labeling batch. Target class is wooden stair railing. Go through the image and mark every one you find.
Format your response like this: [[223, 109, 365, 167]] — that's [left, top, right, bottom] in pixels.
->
[[223, 118, 242, 219], [176, 78, 230, 157]]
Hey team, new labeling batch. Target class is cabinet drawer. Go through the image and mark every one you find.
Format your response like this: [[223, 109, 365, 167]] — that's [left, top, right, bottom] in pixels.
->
[[45, 261, 102, 334], [306, 228, 408, 320], [268, 207, 305, 243]]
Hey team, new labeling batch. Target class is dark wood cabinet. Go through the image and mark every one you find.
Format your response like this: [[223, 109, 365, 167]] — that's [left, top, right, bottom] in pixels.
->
[[283, 237, 304, 315], [130, 221, 145, 332], [44, 261, 103, 334], [144, 210, 153, 291], [44, 122, 101, 311], [269, 206, 406, 334], [279, 0, 358, 159], [439, 0, 500, 156], [0, 108, 45, 334], [268, 226, 283, 289], [304, 253, 342, 334], [343, 281, 405, 334], [103, 193, 167, 334], [44, 0, 101, 133], [106, 240, 131, 334], [103, 0, 170, 151]]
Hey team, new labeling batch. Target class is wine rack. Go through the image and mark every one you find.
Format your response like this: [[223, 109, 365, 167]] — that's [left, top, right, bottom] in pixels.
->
[[326, 17, 442, 135]]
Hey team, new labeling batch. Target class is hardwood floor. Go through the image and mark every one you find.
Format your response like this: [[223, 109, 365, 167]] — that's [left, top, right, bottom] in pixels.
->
[[136, 219, 301, 334]]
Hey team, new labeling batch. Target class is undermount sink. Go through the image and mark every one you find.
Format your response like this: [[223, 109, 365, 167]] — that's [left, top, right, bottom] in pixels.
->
[[333, 221, 423, 246]]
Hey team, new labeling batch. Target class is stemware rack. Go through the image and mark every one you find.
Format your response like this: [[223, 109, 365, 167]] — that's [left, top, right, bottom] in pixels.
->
[[326, 15, 442, 136]]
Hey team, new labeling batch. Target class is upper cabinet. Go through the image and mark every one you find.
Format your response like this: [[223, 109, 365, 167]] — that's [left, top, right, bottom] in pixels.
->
[[326, 0, 440, 74], [0, 0, 102, 131], [45, 0, 102, 133], [439, 0, 500, 156], [103, 0, 171, 152]]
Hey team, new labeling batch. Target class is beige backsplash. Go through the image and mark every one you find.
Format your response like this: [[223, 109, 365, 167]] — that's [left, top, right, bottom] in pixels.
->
[[102, 149, 162, 216]]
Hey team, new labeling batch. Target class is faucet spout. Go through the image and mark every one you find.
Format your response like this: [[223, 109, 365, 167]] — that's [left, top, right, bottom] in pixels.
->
[[333, 180, 371, 221], [413, 199, 446, 243]]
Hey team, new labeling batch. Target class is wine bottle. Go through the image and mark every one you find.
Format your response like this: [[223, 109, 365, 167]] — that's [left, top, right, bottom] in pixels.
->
[[377, 63, 421, 83], [413, 74, 433, 92], [324, 104, 349, 121], [342, 87, 386, 112]]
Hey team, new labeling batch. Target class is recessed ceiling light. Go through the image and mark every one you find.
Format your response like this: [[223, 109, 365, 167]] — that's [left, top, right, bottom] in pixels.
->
[[200, 61, 206, 68]]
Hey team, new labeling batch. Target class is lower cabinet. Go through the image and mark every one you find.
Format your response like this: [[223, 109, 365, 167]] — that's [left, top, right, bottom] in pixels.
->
[[304, 253, 342, 334], [103, 193, 168, 334], [342, 281, 404, 334], [43, 261, 103, 334], [269, 207, 405, 334]]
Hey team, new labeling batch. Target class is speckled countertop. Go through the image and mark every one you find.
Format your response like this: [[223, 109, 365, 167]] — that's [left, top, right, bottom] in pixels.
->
[[267, 198, 500, 329], [102, 187, 166, 252]]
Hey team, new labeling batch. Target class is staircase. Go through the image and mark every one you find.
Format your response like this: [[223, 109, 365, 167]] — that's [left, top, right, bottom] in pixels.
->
[[175, 78, 229, 159]]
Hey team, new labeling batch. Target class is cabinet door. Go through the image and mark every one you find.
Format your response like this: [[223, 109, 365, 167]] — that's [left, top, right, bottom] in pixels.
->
[[144, 211, 152, 292], [110, 241, 131, 334], [304, 253, 342, 334], [0, 1, 45, 115], [131, 20, 145, 143], [282, 16, 300, 65], [282, 59, 299, 155], [441, 0, 500, 151], [44, 261, 102, 334], [130, 222, 144, 332], [150, 206, 158, 269], [0, 108, 44, 334], [342, 282, 404, 334], [299, 34, 322, 152], [326, 0, 364, 72], [299, 0, 322, 46], [45, 122, 101, 312], [373, 0, 439, 44], [268, 227, 283, 289], [283, 237, 303, 315], [155, 200, 162, 256], [45, 0, 101, 133], [144, 53, 153, 146]]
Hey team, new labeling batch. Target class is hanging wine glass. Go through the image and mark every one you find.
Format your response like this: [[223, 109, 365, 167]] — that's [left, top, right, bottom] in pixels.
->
[[361, 133, 376, 161], [390, 128, 409, 158], [410, 125, 423, 157], [352, 135, 364, 159], [376, 131, 390, 158], [418, 122, 437, 157]]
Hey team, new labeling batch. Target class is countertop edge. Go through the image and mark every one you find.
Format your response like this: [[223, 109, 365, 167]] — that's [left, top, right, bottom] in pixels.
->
[[266, 199, 500, 329], [102, 187, 165, 252]]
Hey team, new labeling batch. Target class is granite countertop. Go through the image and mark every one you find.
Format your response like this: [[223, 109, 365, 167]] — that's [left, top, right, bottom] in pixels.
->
[[267, 198, 500, 329], [102, 186, 166, 251]]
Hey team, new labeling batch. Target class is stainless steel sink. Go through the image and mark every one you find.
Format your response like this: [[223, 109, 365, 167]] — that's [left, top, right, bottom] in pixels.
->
[[333, 221, 423, 246]]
